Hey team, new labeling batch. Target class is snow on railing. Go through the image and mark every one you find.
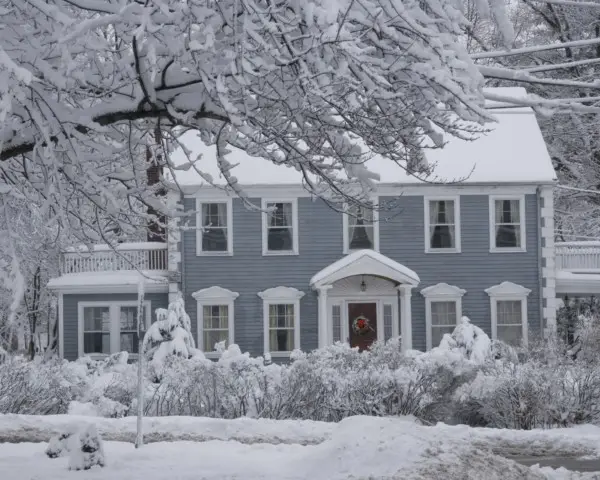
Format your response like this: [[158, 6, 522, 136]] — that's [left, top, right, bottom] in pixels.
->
[[556, 241, 600, 272], [61, 242, 167, 274]]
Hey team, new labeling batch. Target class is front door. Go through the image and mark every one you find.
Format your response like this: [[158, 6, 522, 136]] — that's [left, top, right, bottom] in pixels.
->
[[348, 302, 377, 352]]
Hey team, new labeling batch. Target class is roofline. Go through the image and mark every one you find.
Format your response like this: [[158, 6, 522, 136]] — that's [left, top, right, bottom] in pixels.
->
[[176, 180, 557, 197]]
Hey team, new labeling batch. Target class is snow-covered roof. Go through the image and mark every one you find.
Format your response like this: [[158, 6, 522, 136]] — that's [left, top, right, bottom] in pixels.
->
[[47, 271, 168, 293], [168, 88, 556, 188], [310, 249, 420, 288]]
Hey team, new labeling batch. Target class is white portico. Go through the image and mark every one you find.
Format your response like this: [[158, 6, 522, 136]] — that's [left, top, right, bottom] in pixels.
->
[[310, 250, 420, 351]]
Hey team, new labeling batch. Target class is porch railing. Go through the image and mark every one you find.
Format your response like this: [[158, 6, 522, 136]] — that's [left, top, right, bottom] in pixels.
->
[[555, 241, 600, 272], [60, 242, 168, 274]]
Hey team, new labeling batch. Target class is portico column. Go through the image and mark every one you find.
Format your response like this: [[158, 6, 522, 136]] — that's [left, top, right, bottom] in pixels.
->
[[317, 285, 333, 348], [398, 285, 413, 351]]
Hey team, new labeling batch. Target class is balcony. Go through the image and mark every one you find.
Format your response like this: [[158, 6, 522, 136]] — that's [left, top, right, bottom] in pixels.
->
[[60, 242, 168, 274], [555, 242, 600, 273]]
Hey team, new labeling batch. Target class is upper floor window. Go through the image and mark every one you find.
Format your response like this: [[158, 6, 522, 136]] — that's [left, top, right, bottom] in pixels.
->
[[424, 197, 461, 253], [343, 199, 379, 253], [262, 199, 299, 255], [196, 199, 233, 255], [490, 196, 526, 252]]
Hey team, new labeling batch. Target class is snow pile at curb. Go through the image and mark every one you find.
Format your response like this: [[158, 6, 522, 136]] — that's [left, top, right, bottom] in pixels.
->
[[436, 423, 600, 458], [0, 416, 553, 480], [0, 413, 334, 445]]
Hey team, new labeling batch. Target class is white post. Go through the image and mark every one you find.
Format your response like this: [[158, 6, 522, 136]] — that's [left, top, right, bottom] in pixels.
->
[[135, 278, 146, 449], [317, 286, 332, 348], [398, 286, 413, 351]]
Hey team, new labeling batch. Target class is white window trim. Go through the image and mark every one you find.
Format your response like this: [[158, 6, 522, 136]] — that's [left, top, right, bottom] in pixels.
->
[[196, 198, 233, 256], [192, 286, 238, 357], [261, 198, 299, 256], [489, 195, 526, 253], [421, 283, 466, 350], [77, 300, 151, 358], [485, 281, 531, 346], [423, 196, 461, 253], [258, 286, 305, 357], [342, 196, 380, 254]]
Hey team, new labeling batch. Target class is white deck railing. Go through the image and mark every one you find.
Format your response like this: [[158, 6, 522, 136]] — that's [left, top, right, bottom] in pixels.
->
[[555, 241, 600, 272], [61, 242, 168, 274]]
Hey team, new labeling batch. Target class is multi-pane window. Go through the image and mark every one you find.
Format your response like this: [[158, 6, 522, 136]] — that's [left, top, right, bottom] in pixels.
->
[[430, 301, 457, 348], [200, 202, 229, 253], [80, 302, 150, 356], [428, 200, 456, 250], [268, 304, 295, 352], [347, 203, 375, 250], [83, 306, 111, 354], [202, 305, 229, 351], [265, 202, 295, 253], [496, 300, 523, 346], [493, 199, 522, 249], [119, 306, 142, 354]]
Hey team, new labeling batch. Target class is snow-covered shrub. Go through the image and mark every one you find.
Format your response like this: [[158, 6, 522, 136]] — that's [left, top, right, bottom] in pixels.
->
[[454, 355, 600, 429], [144, 294, 198, 380], [68, 425, 105, 471], [0, 357, 88, 414], [433, 317, 492, 365], [45, 429, 75, 458], [144, 339, 472, 423]]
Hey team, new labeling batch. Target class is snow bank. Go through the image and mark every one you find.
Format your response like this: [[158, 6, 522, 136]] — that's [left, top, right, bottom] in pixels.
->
[[0, 414, 333, 445], [0, 416, 556, 479]]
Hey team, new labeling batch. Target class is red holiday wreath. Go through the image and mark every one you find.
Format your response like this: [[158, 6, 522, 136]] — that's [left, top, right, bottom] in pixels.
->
[[352, 315, 372, 335]]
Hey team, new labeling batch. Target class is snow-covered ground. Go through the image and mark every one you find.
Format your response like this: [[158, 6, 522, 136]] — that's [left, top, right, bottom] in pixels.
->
[[1, 414, 600, 479]]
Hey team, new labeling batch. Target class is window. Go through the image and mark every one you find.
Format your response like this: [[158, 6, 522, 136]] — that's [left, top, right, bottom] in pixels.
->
[[421, 282, 466, 350], [119, 306, 143, 353], [430, 301, 457, 348], [83, 306, 111, 355], [258, 286, 305, 356], [78, 301, 151, 357], [343, 199, 379, 253], [202, 305, 230, 351], [424, 197, 460, 252], [490, 196, 526, 251], [485, 281, 531, 347], [196, 199, 232, 255], [192, 286, 238, 357], [496, 300, 523, 346], [262, 199, 298, 255], [268, 304, 295, 352]]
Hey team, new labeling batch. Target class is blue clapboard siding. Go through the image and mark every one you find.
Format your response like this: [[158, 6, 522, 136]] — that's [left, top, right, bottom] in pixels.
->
[[181, 193, 540, 355]]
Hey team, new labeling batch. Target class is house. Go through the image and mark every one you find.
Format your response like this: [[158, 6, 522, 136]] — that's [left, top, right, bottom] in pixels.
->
[[48, 87, 599, 361]]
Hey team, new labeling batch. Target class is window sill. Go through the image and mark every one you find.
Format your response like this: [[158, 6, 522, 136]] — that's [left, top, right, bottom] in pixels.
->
[[82, 353, 110, 360], [343, 248, 379, 255], [202, 352, 223, 359], [425, 248, 461, 254], [267, 351, 293, 358], [262, 251, 299, 256], [196, 251, 233, 257], [489, 247, 527, 253]]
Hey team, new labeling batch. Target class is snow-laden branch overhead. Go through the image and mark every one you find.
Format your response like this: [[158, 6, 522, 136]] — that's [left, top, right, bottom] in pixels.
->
[[471, 37, 600, 59], [0, 0, 596, 248]]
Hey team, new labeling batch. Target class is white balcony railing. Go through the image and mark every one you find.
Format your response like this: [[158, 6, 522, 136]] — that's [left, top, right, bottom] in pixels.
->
[[555, 241, 600, 272], [61, 242, 168, 274]]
